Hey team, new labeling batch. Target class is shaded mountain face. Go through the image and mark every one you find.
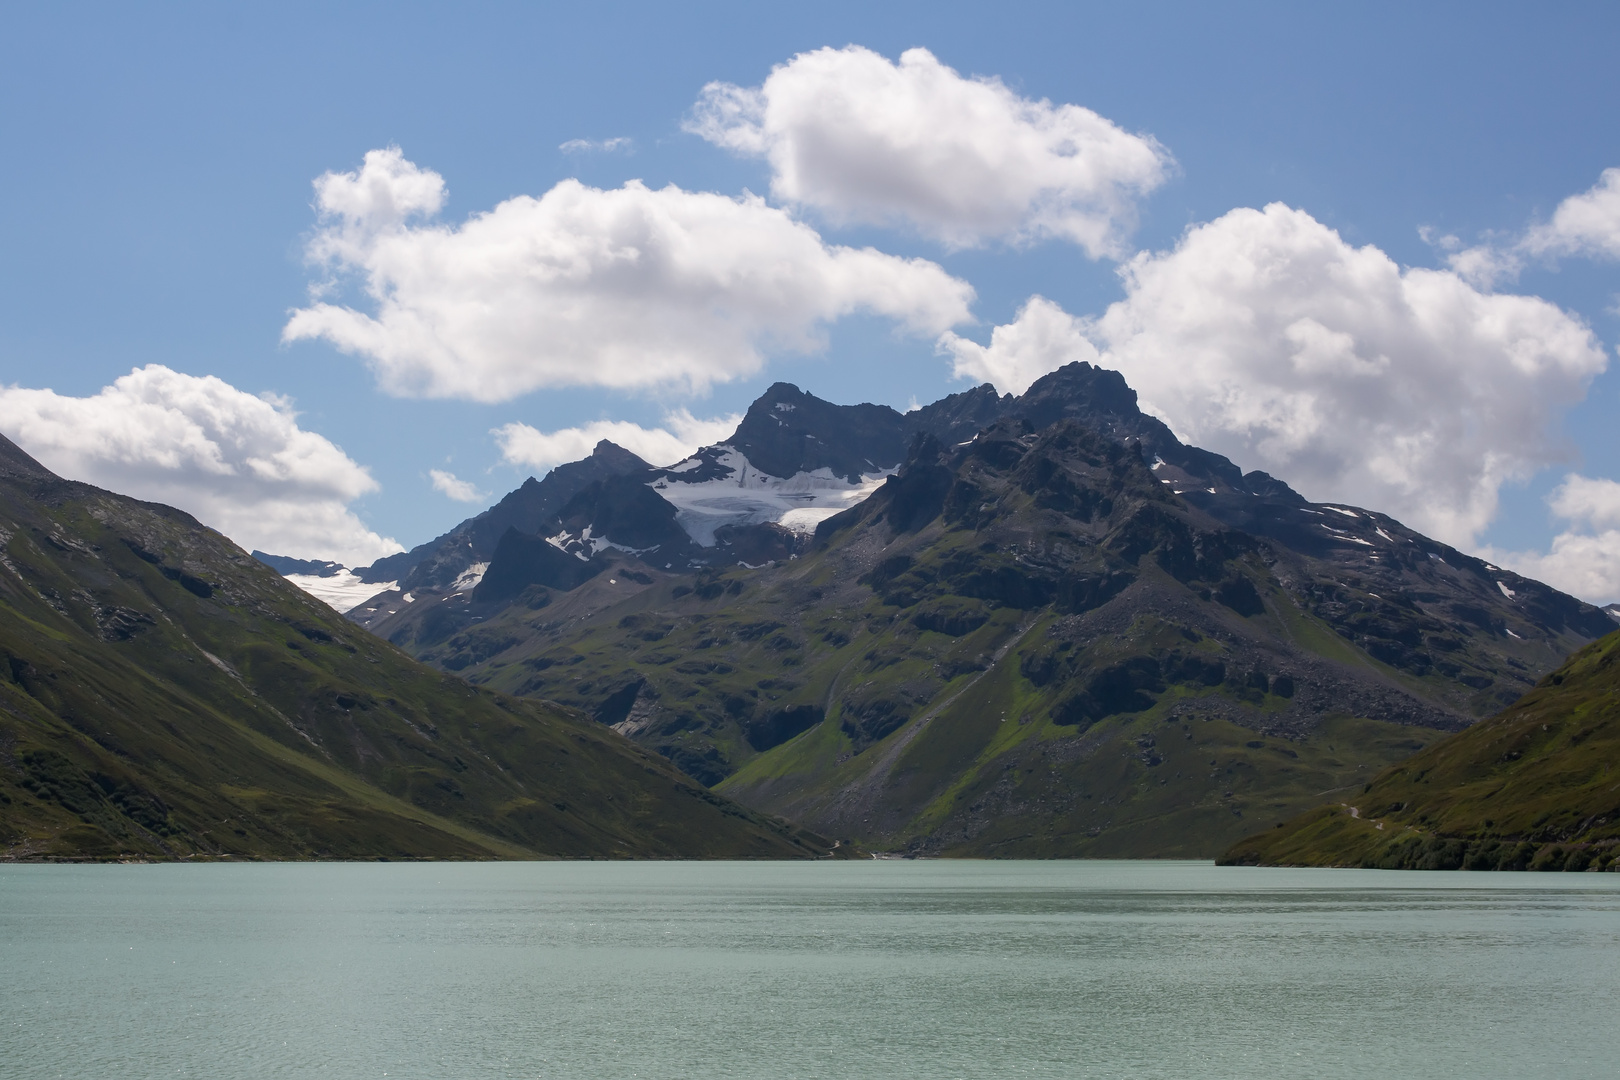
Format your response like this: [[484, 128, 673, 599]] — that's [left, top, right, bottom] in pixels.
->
[[0, 433, 836, 861], [1222, 628, 1620, 871], [729, 382, 913, 483], [251, 551, 344, 577], [361, 367, 1610, 857]]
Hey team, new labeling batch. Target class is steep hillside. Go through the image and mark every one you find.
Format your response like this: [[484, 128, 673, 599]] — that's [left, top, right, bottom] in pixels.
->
[[0, 434, 834, 861], [365, 377, 1610, 856], [1221, 630, 1620, 871]]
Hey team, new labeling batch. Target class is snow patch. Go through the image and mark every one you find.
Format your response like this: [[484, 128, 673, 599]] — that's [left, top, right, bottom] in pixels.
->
[[285, 570, 396, 612], [548, 525, 656, 560], [1497, 581, 1517, 599], [1318, 524, 1373, 545], [452, 562, 489, 591], [1505, 627, 1522, 639], [1325, 506, 1360, 518], [650, 447, 893, 546]]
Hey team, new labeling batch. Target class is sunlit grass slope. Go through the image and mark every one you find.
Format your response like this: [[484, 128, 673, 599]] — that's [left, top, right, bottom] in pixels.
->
[[1222, 630, 1620, 870], [0, 435, 834, 860]]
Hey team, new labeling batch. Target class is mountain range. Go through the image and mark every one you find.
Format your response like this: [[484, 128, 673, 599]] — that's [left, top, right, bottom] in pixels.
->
[[279, 364, 1616, 858]]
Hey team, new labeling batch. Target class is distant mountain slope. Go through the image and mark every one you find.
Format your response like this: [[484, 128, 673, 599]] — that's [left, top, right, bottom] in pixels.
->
[[1220, 629, 1620, 871], [352, 439, 655, 591], [358, 364, 1612, 856], [0, 433, 834, 860]]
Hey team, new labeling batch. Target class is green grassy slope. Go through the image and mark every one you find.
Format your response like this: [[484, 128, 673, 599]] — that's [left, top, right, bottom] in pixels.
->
[[0, 437, 834, 860], [1221, 631, 1620, 870]]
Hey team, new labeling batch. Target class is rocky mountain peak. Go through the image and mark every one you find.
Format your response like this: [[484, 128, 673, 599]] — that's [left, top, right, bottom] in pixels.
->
[[588, 439, 655, 472], [729, 383, 909, 482]]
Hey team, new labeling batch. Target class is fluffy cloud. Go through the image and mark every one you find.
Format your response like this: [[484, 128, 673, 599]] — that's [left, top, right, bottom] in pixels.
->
[[0, 365, 400, 564], [493, 409, 741, 473], [940, 204, 1609, 547], [1546, 473, 1620, 529], [1486, 475, 1620, 605], [1445, 168, 1620, 286], [428, 469, 487, 503], [1522, 167, 1620, 260], [687, 46, 1171, 254], [283, 147, 974, 402], [939, 295, 1101, 395]]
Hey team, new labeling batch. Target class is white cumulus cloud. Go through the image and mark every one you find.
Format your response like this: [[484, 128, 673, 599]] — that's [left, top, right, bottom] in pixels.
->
[[1445, 167, 1620, 287], [0, 365, 401, 564], [939, 295, 1101, 395], [1522, 167, 1620, 261], [428, 469, 487, 504], [1485, 474, 1620, 605], [493, 409, 741, 473], [283, 147, 974, 403], [687, 45, 1172, 254], [940, 204, 1609, 548]]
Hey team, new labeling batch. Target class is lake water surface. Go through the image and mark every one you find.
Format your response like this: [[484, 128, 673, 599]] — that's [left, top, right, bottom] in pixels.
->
[[3, 861, 1618, 1079]]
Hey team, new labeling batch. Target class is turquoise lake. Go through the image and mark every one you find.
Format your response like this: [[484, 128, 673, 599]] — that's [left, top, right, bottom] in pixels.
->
[[3, 861, 1618, 1078]]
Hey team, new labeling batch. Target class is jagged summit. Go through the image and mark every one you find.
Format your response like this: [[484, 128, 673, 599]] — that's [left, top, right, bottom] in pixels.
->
[[729, 382, 912, 483], [354, 438, 655, 590]]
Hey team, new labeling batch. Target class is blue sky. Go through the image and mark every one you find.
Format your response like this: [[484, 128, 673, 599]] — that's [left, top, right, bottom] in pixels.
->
[[2, 2, 1618, 599]]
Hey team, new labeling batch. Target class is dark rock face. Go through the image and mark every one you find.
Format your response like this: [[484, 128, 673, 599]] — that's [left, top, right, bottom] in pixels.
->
[[713, 523, 810, 567], [556, 475, 691, 554], [745, 704, 824, 751], [878, 435, 956, 534], [471, 528, 604, 604], [729, 382, 911, 482], [905, 383, 1012, 447]]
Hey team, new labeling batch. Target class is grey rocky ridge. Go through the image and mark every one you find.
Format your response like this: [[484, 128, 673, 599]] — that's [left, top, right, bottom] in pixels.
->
[[266, 363, 1615, 858]]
